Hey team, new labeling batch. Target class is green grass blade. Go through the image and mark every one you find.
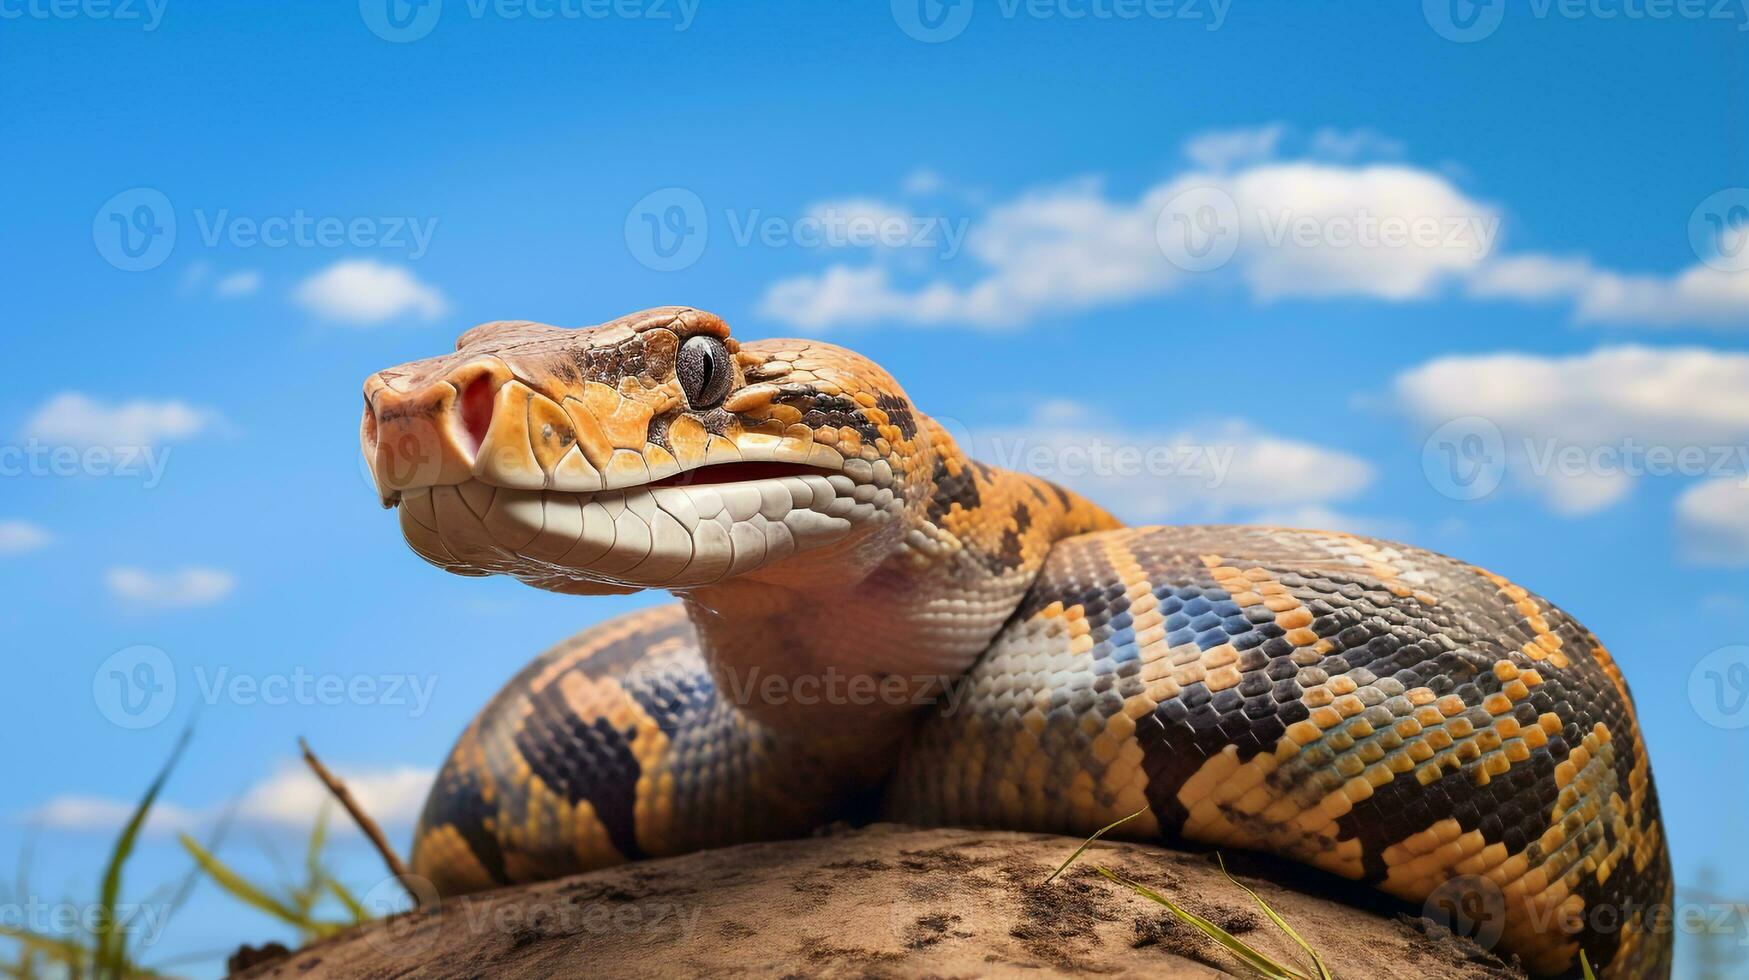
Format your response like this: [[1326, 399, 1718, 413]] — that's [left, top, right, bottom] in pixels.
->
[[1043, 807, 1148, 885], [1095, 866, 1310, 980], [304, 806, 330, 882], [0, 925, 87, 967], [176, 835, 307, 929], [95, 725, 192, 979], [294, 807, 333, 918], [325, 876, 369, 925], [1217, 854, 1332, 980]]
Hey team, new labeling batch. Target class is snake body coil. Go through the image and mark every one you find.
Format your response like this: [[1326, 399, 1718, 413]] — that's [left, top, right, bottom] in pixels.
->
[[362, 308, 1671, 978]]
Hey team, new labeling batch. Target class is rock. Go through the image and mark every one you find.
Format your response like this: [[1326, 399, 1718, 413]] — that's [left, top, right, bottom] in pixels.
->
[[235, 824, 1524, 979]]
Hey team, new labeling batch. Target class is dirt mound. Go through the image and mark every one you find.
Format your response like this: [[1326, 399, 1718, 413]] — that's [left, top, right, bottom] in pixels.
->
[[234, 824, 1523, 978]]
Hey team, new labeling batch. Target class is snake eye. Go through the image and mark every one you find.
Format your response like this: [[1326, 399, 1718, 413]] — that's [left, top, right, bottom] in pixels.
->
[[677, 335, 734, 409]]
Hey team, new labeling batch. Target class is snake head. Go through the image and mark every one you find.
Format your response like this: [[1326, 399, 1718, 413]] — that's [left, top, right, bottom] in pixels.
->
[[360, 307, 933, 594]]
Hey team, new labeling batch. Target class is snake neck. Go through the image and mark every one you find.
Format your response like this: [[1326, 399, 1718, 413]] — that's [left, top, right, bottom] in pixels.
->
[[680, 423, 1121, 753]]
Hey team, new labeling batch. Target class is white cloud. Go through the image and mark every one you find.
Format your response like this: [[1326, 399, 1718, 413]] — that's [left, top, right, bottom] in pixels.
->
[[0, 521, 51, 555], [23, 762, 433, 838], [106, 567, 236, 609], [901, 168, 945, 195], [757, 128, 1745, 332], [213, 269, 262, 297], [294, 259, 446, 325], [233, 762, 431, 830], [1229, 163, 1498, 300], [180, 260, 212, 295], [1394, 346, 1749, 514], [965, 402, 1374, 524], [1246, 505, 1406, 539], [1183, 123, 1286, 171], [1470, 253, 1749, 328], [23, 393, 217, 449], [760, 161, 1499, 330], [24, 796, 201, 837], [1307, 127, 1405, 161], [1677, 478, 1749, 566], [764, 176, 1184, 329]]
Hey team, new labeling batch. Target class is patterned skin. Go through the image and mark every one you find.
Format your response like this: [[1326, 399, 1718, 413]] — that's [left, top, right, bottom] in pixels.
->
[[361, 307, 1671, 978]]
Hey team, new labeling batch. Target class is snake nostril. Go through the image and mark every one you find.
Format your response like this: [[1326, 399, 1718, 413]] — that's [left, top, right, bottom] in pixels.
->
[[458, 374, 495, 452], [360, 396, 379, 452]]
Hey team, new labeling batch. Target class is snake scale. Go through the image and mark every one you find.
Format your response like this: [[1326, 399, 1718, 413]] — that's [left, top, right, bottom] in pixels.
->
[[360, 307, 1671, 978]]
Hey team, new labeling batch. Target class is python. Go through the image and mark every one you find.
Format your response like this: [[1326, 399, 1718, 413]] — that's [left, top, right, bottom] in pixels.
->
[[360, 306, 1672, 978]]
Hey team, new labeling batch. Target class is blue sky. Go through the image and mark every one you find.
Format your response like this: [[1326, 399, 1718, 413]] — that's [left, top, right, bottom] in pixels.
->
[[3, 1, 1748, 974]]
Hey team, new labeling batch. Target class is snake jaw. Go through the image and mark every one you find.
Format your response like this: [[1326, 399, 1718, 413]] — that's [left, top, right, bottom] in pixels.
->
[[393, 466, 900, 592]]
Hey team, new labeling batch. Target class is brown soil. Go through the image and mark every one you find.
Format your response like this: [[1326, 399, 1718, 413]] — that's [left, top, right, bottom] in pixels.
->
[[232, 824, 1525, 979]]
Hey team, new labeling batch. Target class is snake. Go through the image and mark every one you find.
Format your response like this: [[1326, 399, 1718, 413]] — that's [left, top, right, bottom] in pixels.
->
[[359, 307, 1672, 978]]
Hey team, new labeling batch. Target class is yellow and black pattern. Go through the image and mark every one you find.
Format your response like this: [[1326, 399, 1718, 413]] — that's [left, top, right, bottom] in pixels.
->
[[361, 308, 1671, 979], [891, 525, 1671, 977], [411, 604, 850, 896]]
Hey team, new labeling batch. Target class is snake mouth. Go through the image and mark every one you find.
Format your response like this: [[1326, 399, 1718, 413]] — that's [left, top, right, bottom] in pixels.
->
[[381, 460, 842, 508], [643, 460, 835, 489], [392, 458, 899, 592]]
